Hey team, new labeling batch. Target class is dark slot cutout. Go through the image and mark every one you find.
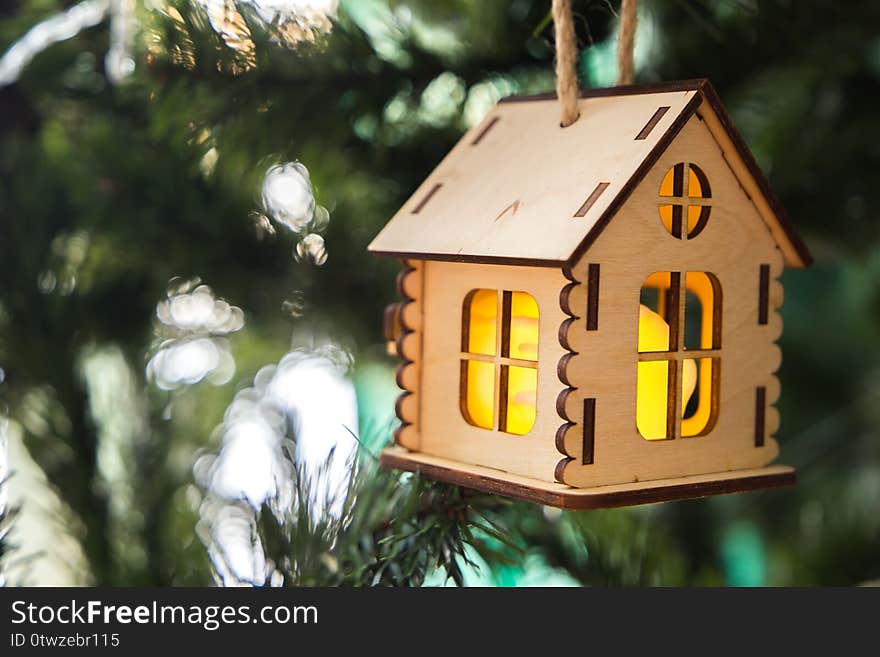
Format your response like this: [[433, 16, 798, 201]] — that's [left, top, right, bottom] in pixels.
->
[[574, 182, 610, 217], [666, 272, 681, 349], [586, 263, 600, 331], [672, 162, 685, 196], [499, 291, 512, 358], [670, 204, 683, 238], [582, 398, 596, 464], [471, 116, 500, 145], [758, 264, 770, 325], [497, 365, 510, 432], [665, 361, 679, 439], [411, 183, 442, 214], [635, 106, 670, 140], [754, 386, 766, 447]]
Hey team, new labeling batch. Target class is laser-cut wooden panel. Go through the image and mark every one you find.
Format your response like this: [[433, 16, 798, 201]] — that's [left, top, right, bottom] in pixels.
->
[[369, 80, 810, 269], [391, 260, 424, 450], [417, 261, 568, 481], [557, 113, 786, 488], [370, 90, 699, 264]]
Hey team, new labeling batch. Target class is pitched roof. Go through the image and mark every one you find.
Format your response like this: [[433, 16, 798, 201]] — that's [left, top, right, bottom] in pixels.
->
[[368, 79, 811, 269]]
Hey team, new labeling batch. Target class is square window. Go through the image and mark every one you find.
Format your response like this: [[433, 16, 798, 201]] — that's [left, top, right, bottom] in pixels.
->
[[461, 289, 539, 435]]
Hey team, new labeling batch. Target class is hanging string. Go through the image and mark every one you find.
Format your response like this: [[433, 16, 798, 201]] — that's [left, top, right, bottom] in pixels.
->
[[616, 0, 638, 85], [552, 0, 580, 127]]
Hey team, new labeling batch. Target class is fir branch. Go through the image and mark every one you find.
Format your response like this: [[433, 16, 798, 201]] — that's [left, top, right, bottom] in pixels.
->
[[0, 476, 17, 586], [255, 450, 522, 587]]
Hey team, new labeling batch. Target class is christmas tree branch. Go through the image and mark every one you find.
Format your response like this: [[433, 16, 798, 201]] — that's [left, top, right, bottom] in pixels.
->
[[0, 475, 18, 586], [255, 448, 522, 587]]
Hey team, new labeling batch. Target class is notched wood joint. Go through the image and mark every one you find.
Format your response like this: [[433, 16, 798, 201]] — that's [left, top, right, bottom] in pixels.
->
[[557, 353, 577, 387], [574, 183, 610, 217], [471, 116, 500, 146], [558, 317, 579, 352], [554, 457, 573, 484], [582, 398, 596, 465], [754, 386, 766, 447], [412, 183, 442, 214], [586, 263, 600, 330], [556, 388, 575, 421], [635, 106, 670, 140], [393, 422, 412, 447], [559, 281, 580, 318], [758, 264, 770, 325]]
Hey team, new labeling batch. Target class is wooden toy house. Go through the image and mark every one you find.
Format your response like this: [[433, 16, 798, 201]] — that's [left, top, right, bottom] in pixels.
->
[[369, 79, 811, 509]]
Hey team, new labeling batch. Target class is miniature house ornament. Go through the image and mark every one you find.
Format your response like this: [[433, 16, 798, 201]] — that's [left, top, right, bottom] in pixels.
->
[[369, 79, 811, 509]]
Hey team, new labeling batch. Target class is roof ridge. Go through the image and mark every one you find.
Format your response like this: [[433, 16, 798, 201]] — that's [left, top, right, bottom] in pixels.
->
[[499, 79, 710, 104], [563, 90, 703, 273]]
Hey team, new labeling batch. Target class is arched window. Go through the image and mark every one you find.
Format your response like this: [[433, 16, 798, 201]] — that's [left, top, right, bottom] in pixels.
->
[[658, 163, 712, 239], [460, 289, 538, 435], [637, 272, 721, 440]]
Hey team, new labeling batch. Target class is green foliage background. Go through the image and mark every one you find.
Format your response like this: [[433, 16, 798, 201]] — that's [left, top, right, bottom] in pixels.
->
[[1, 0, 879, 586]]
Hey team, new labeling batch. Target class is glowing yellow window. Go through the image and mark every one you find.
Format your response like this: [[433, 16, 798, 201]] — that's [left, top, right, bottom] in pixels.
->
[[637, 272, 721, 440], [461, 289, 538, 435], [658, 162, 712, 239]]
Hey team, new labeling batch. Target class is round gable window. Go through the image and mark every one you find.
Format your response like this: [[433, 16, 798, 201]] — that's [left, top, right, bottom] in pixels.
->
[[658, 163, 712, 239]]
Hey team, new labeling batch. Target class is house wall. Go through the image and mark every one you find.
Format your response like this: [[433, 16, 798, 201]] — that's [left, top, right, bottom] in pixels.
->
[[417, 261, 568, 481], [556, 113, 785, 488]]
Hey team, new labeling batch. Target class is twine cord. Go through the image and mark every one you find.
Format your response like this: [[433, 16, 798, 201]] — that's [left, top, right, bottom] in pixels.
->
[[616, 0, 638, 86], [552, 0, 580, 127], [552, 0, 638, 126]]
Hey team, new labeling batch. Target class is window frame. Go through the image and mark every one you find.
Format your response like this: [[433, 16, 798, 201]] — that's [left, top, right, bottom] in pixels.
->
[[460, 289, 539, 435], [658, 162, 713, 239], [637, 271, 722, 440]]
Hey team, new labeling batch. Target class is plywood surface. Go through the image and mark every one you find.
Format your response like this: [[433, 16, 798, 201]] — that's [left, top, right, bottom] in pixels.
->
[[556, 114, 787, 488], [368, 80, 810, 269], [369, 89, 698, 264], [417, 261, 568, 481]]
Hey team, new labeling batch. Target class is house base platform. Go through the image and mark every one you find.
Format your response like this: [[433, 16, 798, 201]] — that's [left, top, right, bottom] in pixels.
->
[[380, 446, 795, 510]]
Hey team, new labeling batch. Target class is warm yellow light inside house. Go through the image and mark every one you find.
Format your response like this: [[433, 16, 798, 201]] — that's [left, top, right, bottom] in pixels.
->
[[637, 304, 697, 439], [505, 366, 537, 435], [462, 290, 538, 435], [659, 164, 710, 236], [464, 360, 495, 429], [465, 289, 497, 355], [508, 292, 539, 360], [682, 272, 718, 436], [659, 163, 704, 198]]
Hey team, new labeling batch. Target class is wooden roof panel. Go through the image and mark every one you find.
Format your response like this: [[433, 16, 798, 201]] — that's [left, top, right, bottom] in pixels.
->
[[368, 79, 811, 268]]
